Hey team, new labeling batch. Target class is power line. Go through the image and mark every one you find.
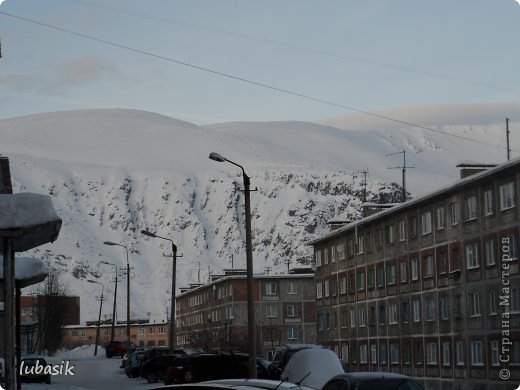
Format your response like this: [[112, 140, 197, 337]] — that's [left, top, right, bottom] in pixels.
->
[[0, 10, 515, 151]]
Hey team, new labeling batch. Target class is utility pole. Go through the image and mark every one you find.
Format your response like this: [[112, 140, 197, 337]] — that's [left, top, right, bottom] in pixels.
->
[[285, 258, 291, 274], [506, 118, 511, 161], [353, 169, 369, 203], [387, 150, 414, 203]]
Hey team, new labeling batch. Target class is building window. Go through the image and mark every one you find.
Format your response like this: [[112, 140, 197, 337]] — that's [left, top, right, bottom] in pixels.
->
[[465, 195, 477, 221], [348, 239, 354, 257], [316, 281, 323, 299], [385, 224, 394, 244], [388, 303, 398, 324], [470, 341, 484, 366], [366, 231, 373, 252], [340, 277, 347, 294], [371, 344, 377, 365], [439, 251, 448, 274], [324, 280, 330, 297], [360, 344, 368, 363], [377, 267, 384, 287], [465, 243, 480, 269], [398, 220, 406, 241], [436, 206, 445, 229], [409, 216, 417, 238], [323, 248, 329, 265], [502, 234, 518, 260], [325, 313, 331, 329], [427, 343, 437, 365], [469, 292, 481, 316], [401, 301, 409, 323], [483, 190, 493, 215], [357, 234, 364, 254], [350, 309, 356, 328], [485, 239, 496, 266], [491, 340, 500, 366], [489, 289, 497, 315], [421, 211, 432, 235], [71, 330, 78, 337], [413, 299, 421, 322], [386, 264, 396, 285], [499, 182, 515, 210], [287, 326, 299, 340], [424, 255, 433, 278], [378, 304, 386, 325], [287, 282, 298, 295], [287, 304, 297, 318], [442, 342, 450, 366], [315, 250, 322, 267], [425, 298, 436, 321], [265, 282, 277, 295], [359, 307, 367, 327], [266, 304, 278, 318], [367, 269, 374, 289], [336, 242, 345, 260], [456, 341, 465, 365], [380, 344, 387, 365], [440, 297, 449, 320], [451, 202, 460, 225], [411, 258, 419, 281], [390, 344, 400, 364], [400, 262, 407, 282], [357, 271, 365, 291]]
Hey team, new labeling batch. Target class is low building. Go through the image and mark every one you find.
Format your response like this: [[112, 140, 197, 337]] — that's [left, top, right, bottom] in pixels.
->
[[310, 158, 520, 390], [175, 269, 316, 360], [61, 321, 169, 350]]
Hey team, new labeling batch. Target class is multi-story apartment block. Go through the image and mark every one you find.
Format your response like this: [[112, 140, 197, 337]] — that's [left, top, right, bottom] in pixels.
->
[[175, 269, 316, 360], [310, 159, 520, 390]]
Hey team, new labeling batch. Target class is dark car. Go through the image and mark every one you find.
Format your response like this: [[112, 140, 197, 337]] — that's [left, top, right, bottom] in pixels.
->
[[138, 346, 180, 379], [125, 349, 146, 378], [105, 340, 136, 358], [141, 354, 182, 383], [322, 372, 424, 390], [164, 352, 274, 385], [269, 344, 325, 379], [19, 357, 51, 384]]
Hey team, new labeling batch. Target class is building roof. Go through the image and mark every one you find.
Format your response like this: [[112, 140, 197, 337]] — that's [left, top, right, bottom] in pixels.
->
[[309, 156, 520, 245]]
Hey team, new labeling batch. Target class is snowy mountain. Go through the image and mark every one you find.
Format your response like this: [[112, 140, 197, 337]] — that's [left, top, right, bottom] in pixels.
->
[[1, 104, 518, 323]]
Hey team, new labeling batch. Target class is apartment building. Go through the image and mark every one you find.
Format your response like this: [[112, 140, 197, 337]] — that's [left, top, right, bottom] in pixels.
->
[[61, 321, 168, 350], [175, 269, 316, 360], [310, 159, 520, 390]]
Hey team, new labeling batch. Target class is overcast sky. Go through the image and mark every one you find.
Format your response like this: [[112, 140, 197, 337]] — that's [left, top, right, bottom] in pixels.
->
[[1, 0, 519, 124]]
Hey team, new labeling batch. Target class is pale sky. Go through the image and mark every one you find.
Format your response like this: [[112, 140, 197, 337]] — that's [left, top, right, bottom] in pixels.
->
[[1, 0, 519, 124]]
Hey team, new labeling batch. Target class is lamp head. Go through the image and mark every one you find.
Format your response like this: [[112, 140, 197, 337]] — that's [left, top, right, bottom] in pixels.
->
[[209, 152, 226, 162], [103, 241, 117, 246]]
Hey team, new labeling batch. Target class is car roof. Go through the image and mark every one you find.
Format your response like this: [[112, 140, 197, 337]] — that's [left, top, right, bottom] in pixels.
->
[[204, 378, 316, 390], [333, 372, 412, 380]]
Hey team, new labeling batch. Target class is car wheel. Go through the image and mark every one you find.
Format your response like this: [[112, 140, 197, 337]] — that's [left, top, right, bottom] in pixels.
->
[[147, 372, 158, 383]]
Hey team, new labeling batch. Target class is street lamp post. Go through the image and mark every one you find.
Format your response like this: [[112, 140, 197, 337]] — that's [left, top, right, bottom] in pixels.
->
[[103, 242, 131, 345], [100, 261, 118, 342], [141, 230, 177, 351], [209, 151, 257, 378], [88, 280, 104, 356]]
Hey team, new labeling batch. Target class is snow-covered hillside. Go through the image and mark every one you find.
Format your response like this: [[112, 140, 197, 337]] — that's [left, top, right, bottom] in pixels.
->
[[0, 105, 518, 322]]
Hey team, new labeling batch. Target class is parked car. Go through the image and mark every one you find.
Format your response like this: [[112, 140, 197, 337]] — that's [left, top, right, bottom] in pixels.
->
[[125, 349, 146, 378], [164, 352, 274, 385], [269, 344, 325, 379], [138, 346, 180, 378], [322, 372, 424, 390], [19, 357, 51, 384], [105, 340, 136, 358], [141, 354, 182, 383]]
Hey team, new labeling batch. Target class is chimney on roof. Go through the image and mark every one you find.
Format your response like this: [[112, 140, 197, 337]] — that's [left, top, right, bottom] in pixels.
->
[[456, 163, 497, 179]]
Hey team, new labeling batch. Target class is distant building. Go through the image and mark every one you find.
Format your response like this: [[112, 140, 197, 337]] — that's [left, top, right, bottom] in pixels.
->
[[61, 321, 169, 350], [175, 269, 316, 360], [310, 158, 520, 390]]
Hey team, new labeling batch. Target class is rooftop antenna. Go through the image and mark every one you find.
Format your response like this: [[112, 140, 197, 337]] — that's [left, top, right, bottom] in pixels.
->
[[353, 169, 369, 203], [386, 150, 414, 203]]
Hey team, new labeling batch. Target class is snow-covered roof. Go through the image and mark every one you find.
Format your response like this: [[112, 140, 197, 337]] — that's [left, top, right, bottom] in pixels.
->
[[0, 193, 62, 251], [0, 256, 48, 287]]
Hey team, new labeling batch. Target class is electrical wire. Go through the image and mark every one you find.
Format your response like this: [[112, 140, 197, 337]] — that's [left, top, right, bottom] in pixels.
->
[[0, 11, 515, 151]]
